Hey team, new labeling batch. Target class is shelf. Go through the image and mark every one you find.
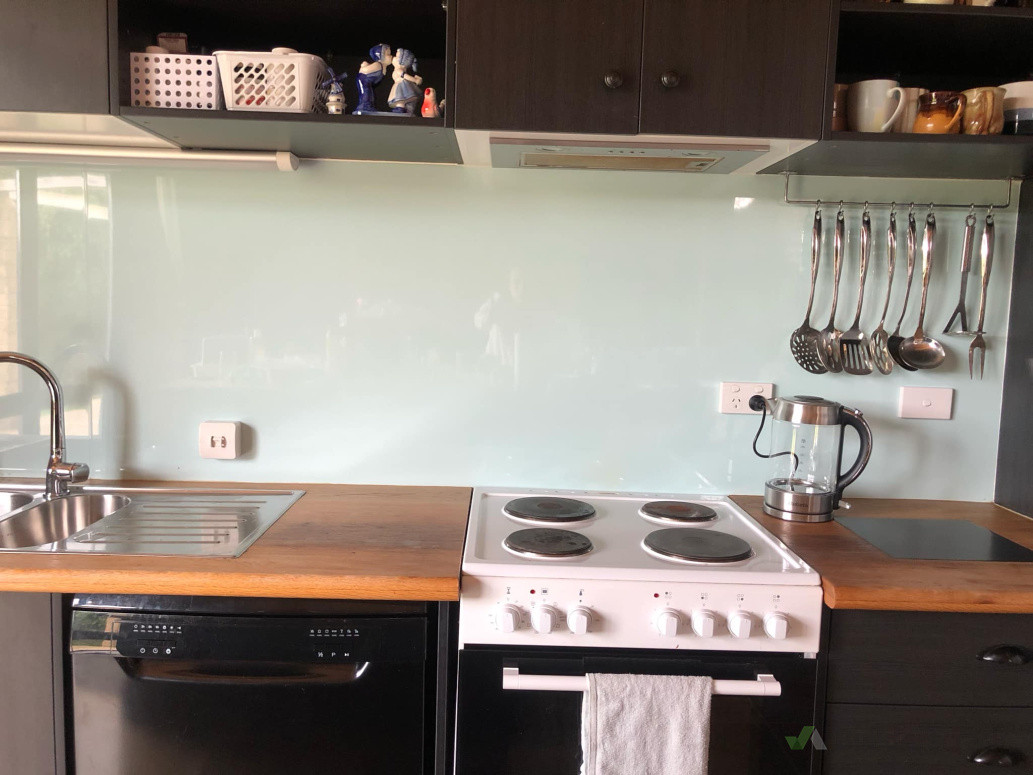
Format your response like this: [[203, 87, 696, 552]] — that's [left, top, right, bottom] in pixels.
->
[[762, 132, 1033, 179], [835, 2, 1033, 90], [841, 1, 1033, 20], [120, 107, 461, 163]]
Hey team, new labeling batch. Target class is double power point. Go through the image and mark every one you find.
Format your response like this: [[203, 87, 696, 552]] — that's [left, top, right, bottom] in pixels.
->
[[719, 382, 774, 415]]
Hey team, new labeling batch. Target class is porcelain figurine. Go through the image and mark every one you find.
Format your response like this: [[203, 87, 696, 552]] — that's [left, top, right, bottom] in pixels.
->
[[353, 43, 393, 115], [321, 68, 348, 115], [421, 87, 441, 118], [387, 48, 423, 115]]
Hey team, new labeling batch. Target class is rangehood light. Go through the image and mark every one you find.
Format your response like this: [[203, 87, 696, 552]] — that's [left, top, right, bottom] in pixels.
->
[[0, 144, 299, 172]]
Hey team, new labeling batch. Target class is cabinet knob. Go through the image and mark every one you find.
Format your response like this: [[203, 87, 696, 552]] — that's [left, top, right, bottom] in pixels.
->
[[969, 747, 1024, 766], [978, 644, 1032, 665], [660, 70, 681, 89], [603, 71, 623, 90]]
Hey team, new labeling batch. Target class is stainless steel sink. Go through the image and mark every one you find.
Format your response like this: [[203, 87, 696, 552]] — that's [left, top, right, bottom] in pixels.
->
[[0, 486, 304, 556], [0, 491, 36, 517], [0, 494, 130, 549]]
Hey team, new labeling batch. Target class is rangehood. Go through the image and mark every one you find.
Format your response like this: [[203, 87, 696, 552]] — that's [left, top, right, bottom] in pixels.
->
[[0, 111, 176, 149], [454, 130, 815, 175]]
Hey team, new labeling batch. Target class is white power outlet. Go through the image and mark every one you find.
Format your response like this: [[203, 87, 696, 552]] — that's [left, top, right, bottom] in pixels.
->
[[719, 382, 774, 415], [199, 421, 242, 459]]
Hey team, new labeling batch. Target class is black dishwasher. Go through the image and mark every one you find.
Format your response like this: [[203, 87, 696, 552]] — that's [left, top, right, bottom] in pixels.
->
[[69, 595, 454, 775]]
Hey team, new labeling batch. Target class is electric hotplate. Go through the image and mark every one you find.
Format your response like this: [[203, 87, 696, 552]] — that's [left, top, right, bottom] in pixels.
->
[[837, 516, 1033, 563]]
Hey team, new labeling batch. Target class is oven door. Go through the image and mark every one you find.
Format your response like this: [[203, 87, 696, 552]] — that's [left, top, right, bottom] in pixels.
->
[[455, 645, 818, 775]]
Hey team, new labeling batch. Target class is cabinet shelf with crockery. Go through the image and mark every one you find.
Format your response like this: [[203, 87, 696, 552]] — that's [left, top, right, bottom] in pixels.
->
[[762, 0, 1033, 178], [111, 0, 460, 163]]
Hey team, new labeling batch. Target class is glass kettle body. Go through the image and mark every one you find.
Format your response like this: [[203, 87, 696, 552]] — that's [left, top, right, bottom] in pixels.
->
[[752, 395, 873, 522]]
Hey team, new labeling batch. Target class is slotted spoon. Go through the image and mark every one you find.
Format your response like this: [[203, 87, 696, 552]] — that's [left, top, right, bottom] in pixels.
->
[[839, 209, 873, 375], [887, 210, 918, 372], [790, 208, 827, 374], [869, 210, 897, 375], [817, 209, 846, 373]]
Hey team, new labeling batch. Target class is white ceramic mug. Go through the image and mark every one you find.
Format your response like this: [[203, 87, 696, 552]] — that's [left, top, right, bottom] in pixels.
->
[[848, 80, 905, 133], [891, 87, 930, 132]]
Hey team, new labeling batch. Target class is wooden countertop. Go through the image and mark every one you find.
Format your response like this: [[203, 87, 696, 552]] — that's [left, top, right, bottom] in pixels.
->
[[0, 482, 471, 601], [732, 495, 1033, 613]]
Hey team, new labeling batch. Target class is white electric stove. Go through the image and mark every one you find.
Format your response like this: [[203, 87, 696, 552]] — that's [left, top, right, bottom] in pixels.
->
[[459, 487, 824, 654]]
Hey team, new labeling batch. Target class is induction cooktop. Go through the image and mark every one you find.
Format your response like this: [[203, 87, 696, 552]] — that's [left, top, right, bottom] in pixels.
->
[[836, 516, 1033, 563]]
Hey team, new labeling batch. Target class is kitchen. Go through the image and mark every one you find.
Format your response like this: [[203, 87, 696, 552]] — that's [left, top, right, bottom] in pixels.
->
[[1, 0, 1033, 773]]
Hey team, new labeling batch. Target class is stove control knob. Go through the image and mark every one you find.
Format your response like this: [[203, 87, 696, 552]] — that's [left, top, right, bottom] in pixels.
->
[[691, 610, 719, 638], [496, 604, 523, 633], [531, 605, 559, 635], [728, 612, 755, 639], [567, 607, 592, 635], [764, 613, 790, 640], [654, 609, 681, 638]]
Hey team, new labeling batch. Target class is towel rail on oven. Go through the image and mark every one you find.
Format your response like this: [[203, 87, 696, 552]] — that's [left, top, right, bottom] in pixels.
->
[[501, 667, 781, 696]]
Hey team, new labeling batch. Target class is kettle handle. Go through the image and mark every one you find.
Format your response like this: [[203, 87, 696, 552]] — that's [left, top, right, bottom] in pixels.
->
[[836, 407, 873, 500]]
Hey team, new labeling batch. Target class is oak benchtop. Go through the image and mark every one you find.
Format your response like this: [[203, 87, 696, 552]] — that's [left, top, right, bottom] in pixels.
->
[[0, 481, 472, 601], [732, 495, 1033, 613]]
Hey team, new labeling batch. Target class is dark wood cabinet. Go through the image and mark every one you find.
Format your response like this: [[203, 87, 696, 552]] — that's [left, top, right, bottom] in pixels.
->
[[0, 593, 65, 775], [639, 0, 831, 138], [824, 705, 1033, 774], [453, 0, 644, 134], [0, 0, 109, 114], [823, 609, 1033, 774]]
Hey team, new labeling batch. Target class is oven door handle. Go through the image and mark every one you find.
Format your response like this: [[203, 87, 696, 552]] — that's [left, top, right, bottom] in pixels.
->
[[501, 667, 781, 697]]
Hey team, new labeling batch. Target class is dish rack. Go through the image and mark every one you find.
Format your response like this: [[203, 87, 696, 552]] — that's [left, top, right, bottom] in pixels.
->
[[214, 48, 329, 113], [129, 53, 222, 110]]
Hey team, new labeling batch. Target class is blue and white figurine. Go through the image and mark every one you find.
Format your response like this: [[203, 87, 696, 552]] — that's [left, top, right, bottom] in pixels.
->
[[387, 48, 423, 115], [321, 68, 348, 115], [353, 44, 393, 115]]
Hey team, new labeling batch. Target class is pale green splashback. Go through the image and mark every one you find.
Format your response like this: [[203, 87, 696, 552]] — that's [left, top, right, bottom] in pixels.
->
[[0, 163, 1016, 500]]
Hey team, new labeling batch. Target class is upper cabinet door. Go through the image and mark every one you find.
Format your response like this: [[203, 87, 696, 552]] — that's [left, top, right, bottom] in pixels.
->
[[639, 0, 831, 139], [0, 0, 109, 114], [454, 0, 644, 134]]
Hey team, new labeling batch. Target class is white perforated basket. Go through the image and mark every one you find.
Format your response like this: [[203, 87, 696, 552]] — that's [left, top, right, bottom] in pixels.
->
[[129, 52, 222, 110], [214, 48, 329, 113]]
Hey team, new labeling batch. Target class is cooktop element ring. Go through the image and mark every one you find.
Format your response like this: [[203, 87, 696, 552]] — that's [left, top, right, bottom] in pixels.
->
[[503, 528, 594, 559], [639, 500, 719, 525], [503, 496, 596, 525], [642, 527, 753, 564]]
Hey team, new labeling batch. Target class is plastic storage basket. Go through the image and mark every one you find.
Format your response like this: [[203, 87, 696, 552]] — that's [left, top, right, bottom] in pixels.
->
[[129, 53, 222, 110], [214, 48, 329, 113]]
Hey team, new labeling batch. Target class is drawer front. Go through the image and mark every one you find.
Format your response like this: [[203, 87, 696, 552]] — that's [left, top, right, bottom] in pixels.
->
[[827, 610, 1033, 706], [823, 704, 1033, 774]]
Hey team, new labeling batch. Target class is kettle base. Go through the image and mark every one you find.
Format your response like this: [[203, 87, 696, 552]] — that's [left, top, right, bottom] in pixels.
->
[[762, 502, 834, 523], [763, 482, 836, 523]]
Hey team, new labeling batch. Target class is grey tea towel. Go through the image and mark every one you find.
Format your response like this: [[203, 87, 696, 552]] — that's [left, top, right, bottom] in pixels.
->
[[581, 673, 712, 775]]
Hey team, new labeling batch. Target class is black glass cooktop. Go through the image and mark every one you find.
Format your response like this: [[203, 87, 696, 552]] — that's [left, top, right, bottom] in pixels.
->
[[837, 516, 1033, 563]]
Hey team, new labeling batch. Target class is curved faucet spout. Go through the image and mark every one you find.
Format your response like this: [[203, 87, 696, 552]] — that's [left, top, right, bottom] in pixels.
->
[[0, 351, 89, 497]]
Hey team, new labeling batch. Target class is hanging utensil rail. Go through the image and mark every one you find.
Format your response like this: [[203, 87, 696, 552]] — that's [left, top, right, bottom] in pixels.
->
[[501, 667, 782, 696], [782, 173, 1015, 211]]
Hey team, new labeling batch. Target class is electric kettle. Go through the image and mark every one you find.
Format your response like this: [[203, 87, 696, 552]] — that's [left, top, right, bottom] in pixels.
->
[[749, 395, 873, 522]]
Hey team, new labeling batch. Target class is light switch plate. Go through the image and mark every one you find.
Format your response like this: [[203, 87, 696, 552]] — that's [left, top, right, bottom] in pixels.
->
[[199, 421, 242, 459], [719, 382, 774, 414], [898, 387, 953, 420]]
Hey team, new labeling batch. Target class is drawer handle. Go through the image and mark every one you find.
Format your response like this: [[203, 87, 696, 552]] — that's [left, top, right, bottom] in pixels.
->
[[660, 70, 681, 89], [969, 747, 1024, 766], [979, 644, 1032, 665], [603, 71, 624, 90]]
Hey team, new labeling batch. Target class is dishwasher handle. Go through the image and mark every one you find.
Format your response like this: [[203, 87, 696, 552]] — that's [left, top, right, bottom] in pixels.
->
[[115, 657, 372, 686]]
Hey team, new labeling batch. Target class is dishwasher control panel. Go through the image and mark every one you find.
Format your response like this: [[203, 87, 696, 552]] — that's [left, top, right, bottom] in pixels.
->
[[72, 613, 428, 663]]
